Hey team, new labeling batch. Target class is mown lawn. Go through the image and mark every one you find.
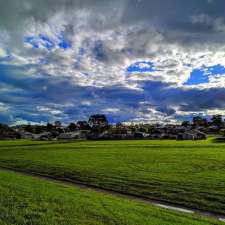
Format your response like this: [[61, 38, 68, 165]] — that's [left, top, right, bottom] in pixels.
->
[[0, 139, 225, 214], [0, 169, 221, 225]]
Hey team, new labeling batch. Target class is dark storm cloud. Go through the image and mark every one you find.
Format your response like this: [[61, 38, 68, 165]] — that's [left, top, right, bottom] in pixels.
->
[[141, 80, 225, 113], [1, 0, 225, 40], [124, 0, 224, 29], [121, 0, 225, 45]]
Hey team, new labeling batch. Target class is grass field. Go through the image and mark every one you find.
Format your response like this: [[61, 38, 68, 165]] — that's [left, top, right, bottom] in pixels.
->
[[0, 139, 225, 215], [0, 169, 222, 225]]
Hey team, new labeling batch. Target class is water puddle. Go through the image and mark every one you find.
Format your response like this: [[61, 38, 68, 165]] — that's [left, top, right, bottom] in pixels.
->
[[155, 203, 194, 214]]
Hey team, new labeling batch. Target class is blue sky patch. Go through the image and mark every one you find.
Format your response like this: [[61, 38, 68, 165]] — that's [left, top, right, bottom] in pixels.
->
[[39, 34, 55, 50], [25, 36, 40, 49], [207, 64, 225, 75], [185, 64, 225, 85], [25, 32, 71, 50], [58, 32, 72, 49], [127, 61, 157, 73], [184, 69, 209, 85]]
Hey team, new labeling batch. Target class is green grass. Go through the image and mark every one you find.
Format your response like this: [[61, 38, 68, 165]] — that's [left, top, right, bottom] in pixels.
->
[[0, 139, 225, 214], [0, 169, 222, 225]]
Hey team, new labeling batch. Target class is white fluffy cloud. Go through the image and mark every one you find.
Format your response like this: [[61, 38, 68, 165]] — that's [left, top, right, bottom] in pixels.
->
[[2, 13, 225, 90], [0, 0, 225, 124]]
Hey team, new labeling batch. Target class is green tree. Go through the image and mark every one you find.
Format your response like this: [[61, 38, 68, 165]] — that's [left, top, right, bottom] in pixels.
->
[[211, 115, 223, 127], [182, 121, 190, 127], [192, 116, 208, 127], [46, 123, 54, 132], [68, 123, 76, 132]]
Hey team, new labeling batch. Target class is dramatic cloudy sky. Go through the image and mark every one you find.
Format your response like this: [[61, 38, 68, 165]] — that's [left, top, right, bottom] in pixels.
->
[[0, 0, 225, 124]]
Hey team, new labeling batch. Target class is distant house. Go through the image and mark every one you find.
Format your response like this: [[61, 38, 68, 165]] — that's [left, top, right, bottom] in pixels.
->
[[58, 131, 90, 140], [177, 132, 195, 140], [0, 132, 20, 140], [76, 121, 91, 130], [134, 132, 149, 139], [0, 125, 20, 140], [19, 131, 34, 139], [192, 130, 207, 140], [207, 125, 221, 134], [148, 125, 207, 140], [32, 132, 53, 141], [177, 130, 207, 140], [87, 129, 133, 140]]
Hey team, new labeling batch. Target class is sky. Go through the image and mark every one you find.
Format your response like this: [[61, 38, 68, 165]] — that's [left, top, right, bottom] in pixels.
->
[[0, 0, 225, 125]]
